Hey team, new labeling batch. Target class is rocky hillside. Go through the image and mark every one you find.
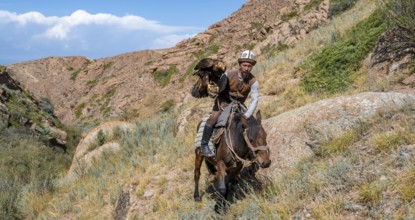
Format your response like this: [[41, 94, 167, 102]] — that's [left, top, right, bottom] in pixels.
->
[[0, 67, 67, 150], [5, 0, 331, 125], [0, 66, 75, 219]]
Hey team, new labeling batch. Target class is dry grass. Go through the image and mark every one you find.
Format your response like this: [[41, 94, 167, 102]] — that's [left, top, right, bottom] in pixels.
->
[[396, 167, 415, 202], [313, 130, 359, 157], [358, 181, 384, 204], [371, 130, 414, 152]]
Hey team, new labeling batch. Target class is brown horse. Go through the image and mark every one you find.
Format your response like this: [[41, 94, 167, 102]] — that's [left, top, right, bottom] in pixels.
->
[[193, 107, 271, 202]]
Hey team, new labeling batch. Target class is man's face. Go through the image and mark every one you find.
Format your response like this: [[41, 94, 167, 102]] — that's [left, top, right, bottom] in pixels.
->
[[239, 62, 253, 74]]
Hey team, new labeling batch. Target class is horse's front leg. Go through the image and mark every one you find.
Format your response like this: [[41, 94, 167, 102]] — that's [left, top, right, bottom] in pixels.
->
[[194, 148, 204, 202], [216, 160, 227, 196]]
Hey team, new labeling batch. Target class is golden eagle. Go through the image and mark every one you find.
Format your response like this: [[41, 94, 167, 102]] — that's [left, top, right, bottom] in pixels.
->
[[191, 58, 226, 98]]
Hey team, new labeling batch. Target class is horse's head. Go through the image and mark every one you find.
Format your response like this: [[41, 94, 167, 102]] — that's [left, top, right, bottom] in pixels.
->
[[241, 110, 271, 168], [191, 58, 226, 98]]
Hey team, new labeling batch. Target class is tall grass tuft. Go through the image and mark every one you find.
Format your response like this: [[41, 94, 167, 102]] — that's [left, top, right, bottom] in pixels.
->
[[358, 181, 384, 205], [371, 130, 414, 153], [313, 130, 359, 157], [396, 167, 415, 201]]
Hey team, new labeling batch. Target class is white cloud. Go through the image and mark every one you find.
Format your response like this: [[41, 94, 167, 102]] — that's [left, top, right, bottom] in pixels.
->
[[152, 34, 195, 49], [0, 10, 202, 64], [0, 10, 195, 40]]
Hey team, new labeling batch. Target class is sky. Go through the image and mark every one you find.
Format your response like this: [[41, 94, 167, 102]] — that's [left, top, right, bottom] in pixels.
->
[[0, 0, 246, 65]]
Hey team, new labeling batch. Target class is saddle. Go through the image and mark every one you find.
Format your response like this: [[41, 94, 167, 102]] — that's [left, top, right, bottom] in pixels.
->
[[193, 113, 224, 155]]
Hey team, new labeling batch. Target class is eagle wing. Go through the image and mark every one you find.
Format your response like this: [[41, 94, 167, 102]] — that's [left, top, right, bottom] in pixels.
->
[[194, 58, 215, 71], [191, 58, 226, 98]]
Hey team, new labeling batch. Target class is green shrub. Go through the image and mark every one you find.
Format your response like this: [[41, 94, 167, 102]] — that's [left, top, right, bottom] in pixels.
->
[[95, 130, 106, 146], [301, 11, 386, 94], [159, 99, 175, 113], [39, 97, 54, 116], [86, 80, 97, 86], [70, 68, 81, 81], [281, 11, 298, 22], [153, 65, 178, 88], [193, 44, 221, 59], [329, 0, 359, 18], [0, 136, 71, 219], [104, 88, 116, 99], [250, 22, 263, 30], [304, 0, 324, 12], [380, 0, 415, 41], [103, 61, 114, 70], [75, 102, 86, 119]]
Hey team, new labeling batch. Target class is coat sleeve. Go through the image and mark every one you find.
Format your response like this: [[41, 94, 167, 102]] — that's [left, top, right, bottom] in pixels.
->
[[217, 72, 228, 93], [244, 81, 259, 118]]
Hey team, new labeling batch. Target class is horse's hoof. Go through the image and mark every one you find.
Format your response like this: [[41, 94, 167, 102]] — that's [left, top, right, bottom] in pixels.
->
[[194, 196, 201, 202], [218, 188, 226, 196]]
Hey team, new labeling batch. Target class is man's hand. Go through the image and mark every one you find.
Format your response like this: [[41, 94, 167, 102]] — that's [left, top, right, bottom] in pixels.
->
[[207, 82, 219, 98]]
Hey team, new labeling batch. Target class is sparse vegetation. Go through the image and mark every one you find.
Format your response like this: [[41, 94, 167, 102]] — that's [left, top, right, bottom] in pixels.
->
[[153, 65, 178, 87], [75, 102, 86, 119], [70, 68, 81, 80], [104, 61, 114, 70], [0, 81, 79, 219], [250, 22, 263, 30], [313, 130, 359, 157], [159, 99, 174, 113], [193, 44, 221, 59], [380, 0, 415, 42], [329, 0, 360, 18], [396, 167, 415, 201], [371, 130, 414, 152], [304, 0, 324, 12], [281, 11, 298, 22], [86, 79, 97, 86], [358, 181, 384, 204]]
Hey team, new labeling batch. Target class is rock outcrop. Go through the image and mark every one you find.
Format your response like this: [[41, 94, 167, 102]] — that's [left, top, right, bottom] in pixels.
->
[[66, 120, 135, 180], [368, 27, 415, 91], [262, 92, 415, 177], [0, 69, 67, 150]]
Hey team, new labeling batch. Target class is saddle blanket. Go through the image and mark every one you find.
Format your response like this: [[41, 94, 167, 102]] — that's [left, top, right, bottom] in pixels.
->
[[194, 113, 223, 154]]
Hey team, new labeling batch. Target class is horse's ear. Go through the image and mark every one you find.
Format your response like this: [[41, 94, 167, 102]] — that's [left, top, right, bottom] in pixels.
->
[[256, 110, 262, 124], [241, 115, 249, 128]]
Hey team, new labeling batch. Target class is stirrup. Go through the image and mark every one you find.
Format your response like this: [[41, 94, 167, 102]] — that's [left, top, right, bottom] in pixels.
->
[[201, 145, 215, 157]]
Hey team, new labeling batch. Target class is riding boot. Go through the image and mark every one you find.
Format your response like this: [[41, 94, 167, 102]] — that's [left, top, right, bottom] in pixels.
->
[[201, 125, 215, 158]]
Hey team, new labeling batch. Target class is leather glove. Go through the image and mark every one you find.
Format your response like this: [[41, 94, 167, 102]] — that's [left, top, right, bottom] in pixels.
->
[[207, 82, 219, 98]]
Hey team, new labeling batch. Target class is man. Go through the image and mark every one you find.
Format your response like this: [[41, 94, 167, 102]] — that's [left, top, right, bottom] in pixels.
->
[[201, 50, 260, 158]]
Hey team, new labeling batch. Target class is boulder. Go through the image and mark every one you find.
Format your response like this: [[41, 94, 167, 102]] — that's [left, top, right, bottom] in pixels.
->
[[261, 92, 415, 178], [66, 120, 135, 180]]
